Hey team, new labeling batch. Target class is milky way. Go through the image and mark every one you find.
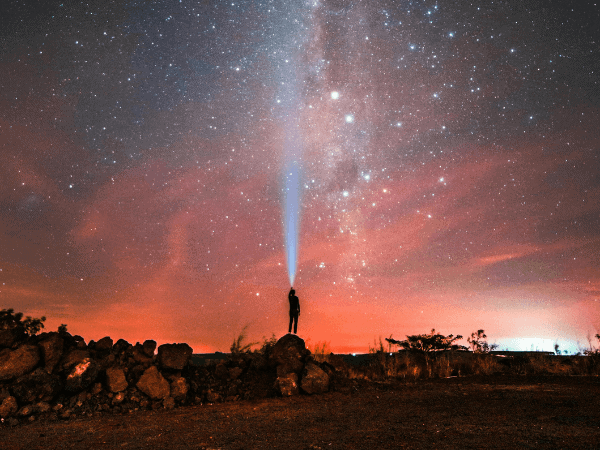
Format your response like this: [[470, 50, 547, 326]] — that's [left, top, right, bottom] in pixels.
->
[[1, 0, 599, 353]]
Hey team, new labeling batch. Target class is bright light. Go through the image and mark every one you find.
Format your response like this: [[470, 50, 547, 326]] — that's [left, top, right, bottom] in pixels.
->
[[331, 91, 339, 100], [345, 114, 354, 123]]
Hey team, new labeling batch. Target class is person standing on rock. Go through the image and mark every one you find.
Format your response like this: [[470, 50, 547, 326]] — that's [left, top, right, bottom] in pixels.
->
[[288, 288, 300, 334]]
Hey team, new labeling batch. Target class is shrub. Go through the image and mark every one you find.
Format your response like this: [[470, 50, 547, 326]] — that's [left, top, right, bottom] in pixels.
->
[[386, 329, 467, 353], [467, 329, 498, 353], [230, 325, 258, 354], [0, 308, 46, 336], [306, 340, 332, 362], [256, 333, 277, 357]]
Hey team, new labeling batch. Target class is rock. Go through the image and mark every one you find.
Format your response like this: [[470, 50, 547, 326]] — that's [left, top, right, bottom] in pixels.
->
[[142, 340, 157, 357], [0, 344, 40, 381], [271, 334, 310, 375], [136, 366, 170, 400], [95, 336, 113, 352], [275, 373, 299, 396], [170, 377, 189, 402], [17, 404, 34, 417], [300, 362, 330, 394], [229, 367, 243, 380], [73, 335, 87, 349], [37, 333, 64, 373], [112, 392, 126, 405], [214, 362, 229, 380], [133, 344, 153, 364], [105, 367, 128, 393], [163, 396, 175, 409], [60, 349, 90, 371], [77, 391, 88, 405], [0, 388, 10, 403], [157, 343, 192, 370], [127, 364, 146, 385], [206, 390, 221, 403], [0, 326, 25, 349], [227, 384, 238, 397], [34, 402, 51, 413], [11, 369, 63, 403], [113, 339, 132, 355], [0, 396, 18, 418], [64, 357, 98, 392]]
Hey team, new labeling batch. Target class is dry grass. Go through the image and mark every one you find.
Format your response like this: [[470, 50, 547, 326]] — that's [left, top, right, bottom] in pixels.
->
[[342, 351, 600, 382], [306, 340, 332, 362]]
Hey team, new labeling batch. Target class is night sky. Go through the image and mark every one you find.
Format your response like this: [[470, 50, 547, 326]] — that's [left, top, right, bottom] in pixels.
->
[[1, 0, 599, 354]]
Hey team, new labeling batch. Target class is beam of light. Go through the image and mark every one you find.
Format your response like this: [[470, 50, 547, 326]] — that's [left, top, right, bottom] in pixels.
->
[[284, 159, 301, 286]]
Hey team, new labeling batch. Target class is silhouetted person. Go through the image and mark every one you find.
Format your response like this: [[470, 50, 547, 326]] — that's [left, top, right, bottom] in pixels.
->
[[288, 288, 300, 334]]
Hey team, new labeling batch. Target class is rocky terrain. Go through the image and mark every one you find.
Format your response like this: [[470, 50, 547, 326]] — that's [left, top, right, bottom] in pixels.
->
[[2, 327, 600, 448], [0, 328, 333, 427], [2, 376, 600, 449]]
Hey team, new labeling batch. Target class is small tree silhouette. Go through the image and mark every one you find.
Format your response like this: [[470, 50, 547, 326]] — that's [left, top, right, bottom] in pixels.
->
[[467, 329, 498, 353], [386, 329, 467, 378], [386, 329, 467, 353]]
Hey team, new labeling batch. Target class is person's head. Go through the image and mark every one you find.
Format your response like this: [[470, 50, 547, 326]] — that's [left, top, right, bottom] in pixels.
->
[[290, 289, 295, 295]]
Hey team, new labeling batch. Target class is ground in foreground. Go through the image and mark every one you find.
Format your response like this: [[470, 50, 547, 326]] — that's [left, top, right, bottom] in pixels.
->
[[2, 376, 600, 449]]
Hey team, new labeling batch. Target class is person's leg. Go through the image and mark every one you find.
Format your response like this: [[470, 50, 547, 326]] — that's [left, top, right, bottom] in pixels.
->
[[293, 312, 298, 334], [289, 314, 293, 333]]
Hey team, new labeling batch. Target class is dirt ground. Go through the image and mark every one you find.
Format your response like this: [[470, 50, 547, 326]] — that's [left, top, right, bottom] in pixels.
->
[[2, 376, 599, 450]]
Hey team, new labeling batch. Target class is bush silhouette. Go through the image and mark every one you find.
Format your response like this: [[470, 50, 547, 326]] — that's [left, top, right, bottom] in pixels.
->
[[386, 328, 467, 353], [0, 308, 46, 336], [467, 329, 498, 353]]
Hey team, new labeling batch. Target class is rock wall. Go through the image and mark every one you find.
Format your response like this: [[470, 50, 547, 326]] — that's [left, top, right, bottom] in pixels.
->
[[0, 331, 338, 426]]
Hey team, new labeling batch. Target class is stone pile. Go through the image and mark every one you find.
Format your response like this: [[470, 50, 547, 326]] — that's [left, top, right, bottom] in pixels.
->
[[0, 331, 337, 426]]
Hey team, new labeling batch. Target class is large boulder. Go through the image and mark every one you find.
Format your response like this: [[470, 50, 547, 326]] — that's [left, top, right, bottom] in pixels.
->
[[0, 396, 18, 418], [37, 333, 64, 373], [105, 367, 128, 393], [60, 349, 90, 371], [270, 334, 310, 375], [95, 336, 113, 352], [113, 339, 132, 355], [133, 343, 153, 364], [0, 344, 40, 381], [157, 343, 192, 370], [274, 373, 299, 396], [142, 340, 157, 357], [170, 376, 189, 402], [0, 326, 25, 349], [62, 351, 98, 392], [10, 368, 63, 403], [136, 365, 170, 399], [73, 335, 87, 349], [300, 362, 330, 394]]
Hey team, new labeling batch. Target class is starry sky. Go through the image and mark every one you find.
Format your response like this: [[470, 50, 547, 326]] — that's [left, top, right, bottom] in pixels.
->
[[1, 0, 599, 354]]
